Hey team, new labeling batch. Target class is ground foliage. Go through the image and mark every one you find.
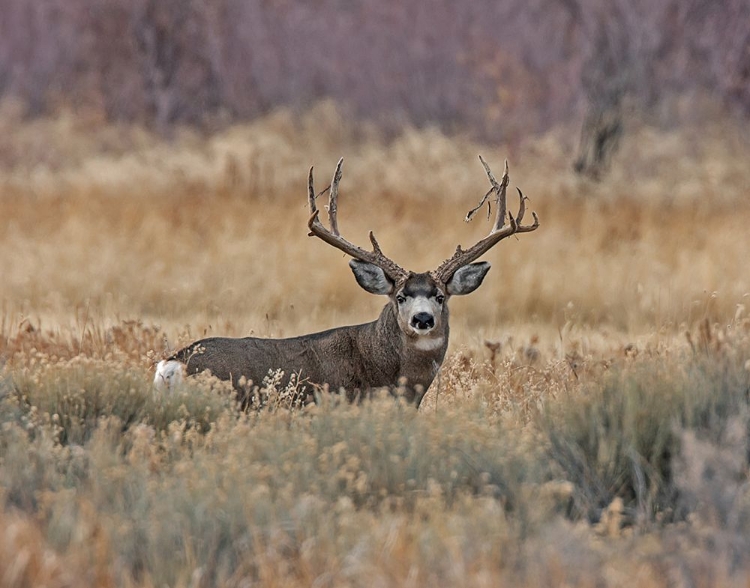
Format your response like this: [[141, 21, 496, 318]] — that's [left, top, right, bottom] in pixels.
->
[[1, 109, 750, 586]]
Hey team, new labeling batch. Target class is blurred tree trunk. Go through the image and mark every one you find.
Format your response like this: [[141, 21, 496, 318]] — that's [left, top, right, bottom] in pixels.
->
[[133, 0, 185, 132], [559, 0, 629, 178], [573, 102, 623, 180], [0, 0, 748, 138]]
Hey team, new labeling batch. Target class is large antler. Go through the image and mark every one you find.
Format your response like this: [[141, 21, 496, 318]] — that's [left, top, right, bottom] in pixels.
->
[[432, 156, 539, 283], [308, 158, 409, 284]]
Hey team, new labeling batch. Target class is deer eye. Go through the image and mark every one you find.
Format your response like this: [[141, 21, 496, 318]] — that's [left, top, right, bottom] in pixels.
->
[[396, 295, 406, 304], [436, 295, 445, 304]]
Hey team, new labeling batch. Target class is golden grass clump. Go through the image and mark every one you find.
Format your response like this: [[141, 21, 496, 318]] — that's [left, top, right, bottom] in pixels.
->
[[0, 508, 76, 588]]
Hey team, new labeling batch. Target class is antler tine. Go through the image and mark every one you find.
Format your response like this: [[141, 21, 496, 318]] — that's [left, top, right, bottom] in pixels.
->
[[516, 210, 540, 233], [464, 187, 493, 222], [307, 159, 408, 284], [516, 187, 526, 224], [478, 156, 509, 233], [308, 166, 317, 216], [369, 231, 384, 255], [328, 157, 343, 236], [513, 187, 540, 233], [432, 157, 540, 283]]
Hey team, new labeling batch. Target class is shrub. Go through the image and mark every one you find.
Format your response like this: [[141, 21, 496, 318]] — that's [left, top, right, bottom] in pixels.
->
[[543, 323, 750, 525]]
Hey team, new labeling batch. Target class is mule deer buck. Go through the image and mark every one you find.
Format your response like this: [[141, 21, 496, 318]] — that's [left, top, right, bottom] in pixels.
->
[[154, 157, 539, 407]]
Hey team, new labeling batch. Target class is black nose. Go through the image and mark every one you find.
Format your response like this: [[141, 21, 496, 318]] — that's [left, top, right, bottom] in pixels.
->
[[411, 312, 435, 330]]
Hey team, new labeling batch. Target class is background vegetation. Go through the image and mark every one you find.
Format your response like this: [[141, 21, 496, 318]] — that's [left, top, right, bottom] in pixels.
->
[[2, 0, 749, 145], [1, 0, 750, 585]]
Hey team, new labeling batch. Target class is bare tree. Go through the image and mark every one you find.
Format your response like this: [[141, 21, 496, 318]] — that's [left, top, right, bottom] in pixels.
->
[[0, 0, 748, 142]]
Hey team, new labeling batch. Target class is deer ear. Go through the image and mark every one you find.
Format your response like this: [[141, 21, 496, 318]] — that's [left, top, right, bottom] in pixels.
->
[[446, 262, 491, 295], [349, 260, 394, 295]]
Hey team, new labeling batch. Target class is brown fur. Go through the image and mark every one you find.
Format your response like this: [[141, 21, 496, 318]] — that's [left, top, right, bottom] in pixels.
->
[[170, 273, 449, 408]]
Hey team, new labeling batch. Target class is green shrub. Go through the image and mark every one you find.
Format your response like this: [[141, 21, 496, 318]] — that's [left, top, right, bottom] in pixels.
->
[[543, 344, 750, 524], [5, 356, 238, 445]]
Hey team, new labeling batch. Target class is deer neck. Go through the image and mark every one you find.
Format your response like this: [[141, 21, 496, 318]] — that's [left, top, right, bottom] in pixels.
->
[[371, 303, 449, 368]]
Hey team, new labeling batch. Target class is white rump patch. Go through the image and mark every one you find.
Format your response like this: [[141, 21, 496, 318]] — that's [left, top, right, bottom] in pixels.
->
[[413, 336, 445, 351], [154, 360, 186, 391]]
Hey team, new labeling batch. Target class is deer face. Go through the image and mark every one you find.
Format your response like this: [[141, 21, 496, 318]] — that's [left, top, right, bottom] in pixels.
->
[[349, 260, 491, 342], [395, 273, 446, 337]]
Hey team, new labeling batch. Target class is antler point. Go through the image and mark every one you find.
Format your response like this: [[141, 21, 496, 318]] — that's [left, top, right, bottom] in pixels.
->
[[306, 159, 407, 283], [307, 210, 321, 228]]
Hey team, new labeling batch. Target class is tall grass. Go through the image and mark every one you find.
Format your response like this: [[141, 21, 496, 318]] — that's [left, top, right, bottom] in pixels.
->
[[1, 319, 750, 585], [1, 105, 749, 353]]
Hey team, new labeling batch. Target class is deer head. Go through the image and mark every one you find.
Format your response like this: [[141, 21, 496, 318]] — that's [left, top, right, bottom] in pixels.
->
[[307, 157, 540, 348]]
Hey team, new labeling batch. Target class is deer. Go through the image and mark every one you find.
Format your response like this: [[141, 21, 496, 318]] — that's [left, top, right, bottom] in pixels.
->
[[154, 157, 539, 408]]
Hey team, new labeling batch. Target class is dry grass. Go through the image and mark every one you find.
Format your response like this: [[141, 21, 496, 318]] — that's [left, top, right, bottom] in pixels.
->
[[1, 104, 750, 586], [1, 102, 748, 349]]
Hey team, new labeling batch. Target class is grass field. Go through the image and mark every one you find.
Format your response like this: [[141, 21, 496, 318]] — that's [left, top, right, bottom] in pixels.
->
[[1, 103, 750, 586]]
